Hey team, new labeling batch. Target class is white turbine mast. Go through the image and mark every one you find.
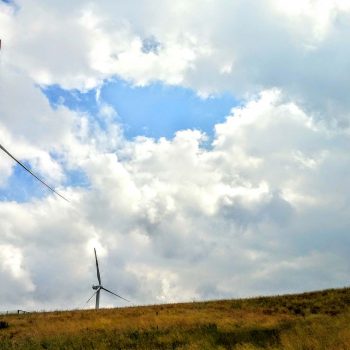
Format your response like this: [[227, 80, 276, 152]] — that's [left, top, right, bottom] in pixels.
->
[[86, 248, 130, 309]]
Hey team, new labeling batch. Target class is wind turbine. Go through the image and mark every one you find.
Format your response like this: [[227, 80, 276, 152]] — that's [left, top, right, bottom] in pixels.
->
[[86, 248, 130, 309]]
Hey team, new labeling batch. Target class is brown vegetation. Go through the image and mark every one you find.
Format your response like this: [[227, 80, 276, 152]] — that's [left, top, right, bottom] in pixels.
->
[[1, 287, 350, 349]]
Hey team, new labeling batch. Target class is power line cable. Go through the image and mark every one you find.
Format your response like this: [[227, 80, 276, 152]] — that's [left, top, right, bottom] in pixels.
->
[[0, 144, 69, 202]]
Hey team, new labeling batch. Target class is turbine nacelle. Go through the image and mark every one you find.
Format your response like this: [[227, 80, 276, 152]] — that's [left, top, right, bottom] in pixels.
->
[[92, 285, 100, 290]]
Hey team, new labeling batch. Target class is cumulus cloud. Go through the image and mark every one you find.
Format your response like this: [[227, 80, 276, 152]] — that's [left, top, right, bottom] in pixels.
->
[[1, 0, 350, 310], [1, 87, 350, 309], [2, 0, 350, 123]]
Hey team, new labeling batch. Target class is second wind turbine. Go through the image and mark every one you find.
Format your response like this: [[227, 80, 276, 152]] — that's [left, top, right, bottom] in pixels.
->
[[87, 248, 130, 309]]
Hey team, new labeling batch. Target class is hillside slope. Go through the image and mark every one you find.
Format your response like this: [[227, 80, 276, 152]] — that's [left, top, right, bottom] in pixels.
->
[[1, 287, 350, 349]]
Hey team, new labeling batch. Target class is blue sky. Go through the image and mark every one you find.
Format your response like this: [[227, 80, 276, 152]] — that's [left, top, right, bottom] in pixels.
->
[[0, 158, 89, 202], [3, 80, 237, 202], [0, 162, 45, 201], [44, 80, 237, 139]]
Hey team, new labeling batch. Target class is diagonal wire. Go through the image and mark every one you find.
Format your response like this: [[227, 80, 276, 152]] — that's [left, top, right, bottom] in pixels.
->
[[101, 286, 130, 302], [0, 144, 69, 202]]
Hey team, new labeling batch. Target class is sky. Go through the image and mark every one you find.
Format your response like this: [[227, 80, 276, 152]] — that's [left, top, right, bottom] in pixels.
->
[[1, 0, 350, 311]]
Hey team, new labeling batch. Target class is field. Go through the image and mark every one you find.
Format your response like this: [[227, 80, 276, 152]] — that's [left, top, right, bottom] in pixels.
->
[[1, 288, 350, 349]]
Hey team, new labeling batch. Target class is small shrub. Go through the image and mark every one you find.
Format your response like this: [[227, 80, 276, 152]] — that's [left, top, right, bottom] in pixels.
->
[[0, 321, 9, 330], [40, 340, 49, 349], [310, 306, 320, 314], [200, 323, 217, 333], [326, 309, 340, 316], [129, 330, 139, 341], [262, 308, 274, 315], [292, 307, 304, 316]]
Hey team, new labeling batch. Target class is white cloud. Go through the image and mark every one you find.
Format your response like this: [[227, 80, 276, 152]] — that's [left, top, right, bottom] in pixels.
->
[[0, 244, 35, 292], [2, 0, 350, 124], [1, 87, 350, 309]]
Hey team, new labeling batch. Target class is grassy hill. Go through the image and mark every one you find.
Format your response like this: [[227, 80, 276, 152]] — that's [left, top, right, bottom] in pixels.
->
[[1, 287, 350, 349]]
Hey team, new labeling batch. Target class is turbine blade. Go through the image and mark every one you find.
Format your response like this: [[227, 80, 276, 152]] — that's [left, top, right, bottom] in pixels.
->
[[101, 287, 130, 302], [94, 248, 101, 285], [85, 291, 97, 305], [0, 144, 69, 202]]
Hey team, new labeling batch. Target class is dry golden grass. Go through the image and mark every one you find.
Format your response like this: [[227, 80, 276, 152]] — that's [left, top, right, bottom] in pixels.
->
[[1, 287, 350, 349]]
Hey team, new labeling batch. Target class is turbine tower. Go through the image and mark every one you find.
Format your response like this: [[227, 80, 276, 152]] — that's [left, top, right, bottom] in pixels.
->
[[86, 248, 129, 309]]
